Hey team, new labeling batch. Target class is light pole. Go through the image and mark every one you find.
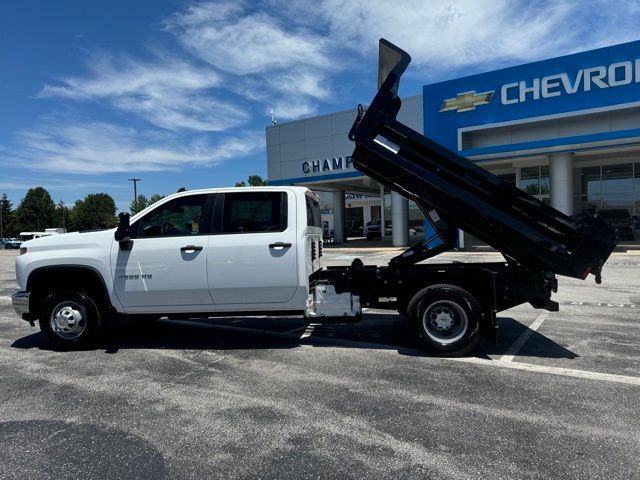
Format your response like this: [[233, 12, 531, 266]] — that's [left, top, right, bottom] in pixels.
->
[[58, 201, 65, 231], [128, 178, 141, 213]]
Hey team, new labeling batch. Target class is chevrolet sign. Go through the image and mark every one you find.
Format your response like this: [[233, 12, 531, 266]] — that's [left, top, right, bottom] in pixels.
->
[[439, 90, 495, 112]]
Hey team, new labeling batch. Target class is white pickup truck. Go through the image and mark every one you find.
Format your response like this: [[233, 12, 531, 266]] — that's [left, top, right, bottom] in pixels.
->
[[13, 187, 360, 348]]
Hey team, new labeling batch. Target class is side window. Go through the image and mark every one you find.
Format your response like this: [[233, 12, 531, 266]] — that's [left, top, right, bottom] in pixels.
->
[[306, 196, 321, 227], [133, 194, 209, 238], [222, 192, 287, 233]]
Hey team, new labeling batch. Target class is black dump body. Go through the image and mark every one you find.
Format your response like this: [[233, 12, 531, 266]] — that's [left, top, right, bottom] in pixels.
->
[[313, 40, 617, 344], [347, 40, 617, 282]]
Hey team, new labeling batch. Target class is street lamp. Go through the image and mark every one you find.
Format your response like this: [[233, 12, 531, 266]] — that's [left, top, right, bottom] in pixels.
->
[[128, 178, 141, 213], [58, 201, 65, 230]]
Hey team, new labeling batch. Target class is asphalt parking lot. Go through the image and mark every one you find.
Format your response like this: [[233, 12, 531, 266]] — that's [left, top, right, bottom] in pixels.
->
[[0, 248, 639, 479]]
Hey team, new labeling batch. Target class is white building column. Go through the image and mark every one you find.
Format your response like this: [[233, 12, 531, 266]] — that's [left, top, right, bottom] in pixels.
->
[[333, 190, 345, 244], [549, 153, 574, 215], [391, 191, 409, 247]]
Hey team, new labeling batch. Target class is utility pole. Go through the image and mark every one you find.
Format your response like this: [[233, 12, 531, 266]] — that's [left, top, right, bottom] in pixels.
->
[[128, 178, 141, 213], [58, 201, 65, 231]]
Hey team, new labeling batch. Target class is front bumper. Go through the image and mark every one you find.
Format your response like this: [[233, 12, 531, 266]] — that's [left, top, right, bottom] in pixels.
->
[[11, 291, 31, 320]]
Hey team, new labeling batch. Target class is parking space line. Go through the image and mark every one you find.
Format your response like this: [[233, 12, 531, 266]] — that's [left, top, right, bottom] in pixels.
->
[[445, 357, 640, 386], [303, 336, 640, 386], [161, 319, 640, 386], [501, 313, 549, 363], [300, 324, 316, 339]]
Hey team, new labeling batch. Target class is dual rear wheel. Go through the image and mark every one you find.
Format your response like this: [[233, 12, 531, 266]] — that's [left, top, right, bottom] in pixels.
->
[[405, 284, 482, 356]]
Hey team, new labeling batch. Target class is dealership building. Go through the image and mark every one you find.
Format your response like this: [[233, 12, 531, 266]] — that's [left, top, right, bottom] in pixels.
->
[[267, 40, 640, 246]]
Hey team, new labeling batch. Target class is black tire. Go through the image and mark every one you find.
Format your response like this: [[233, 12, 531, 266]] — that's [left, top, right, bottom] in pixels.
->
[[39, 291, 102, 349], [406, 284, 482, 356]]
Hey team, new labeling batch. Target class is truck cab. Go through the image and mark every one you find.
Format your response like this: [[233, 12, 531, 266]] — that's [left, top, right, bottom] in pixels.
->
[[111, 186, 322, 313], [12, 187, 327, 347]]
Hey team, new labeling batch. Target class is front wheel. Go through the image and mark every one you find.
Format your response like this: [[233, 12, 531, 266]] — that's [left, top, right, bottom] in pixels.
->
[[39, 291, 102, 349], [406, 284, 482, 356]]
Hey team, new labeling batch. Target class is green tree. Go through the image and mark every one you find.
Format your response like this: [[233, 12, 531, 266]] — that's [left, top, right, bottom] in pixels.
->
[[1, 193, 15, 237], [71, 193, 117, 231], [53, 201, 72, 232], [130, 193, 165, 214], [14, 187, 56, 232], [130, 194, 149, 215], [148, 193, 165, 206], [235, 175, 267, 187]]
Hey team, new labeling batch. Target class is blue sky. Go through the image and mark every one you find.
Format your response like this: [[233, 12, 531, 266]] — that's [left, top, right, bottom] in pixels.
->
[[2, 0, 640, 213]]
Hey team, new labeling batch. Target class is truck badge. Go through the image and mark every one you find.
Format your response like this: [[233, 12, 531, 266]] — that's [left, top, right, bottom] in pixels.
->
[[439, 90, 494, 112]]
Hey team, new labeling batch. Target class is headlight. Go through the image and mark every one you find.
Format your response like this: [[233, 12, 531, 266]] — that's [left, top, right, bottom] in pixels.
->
[[19, 247, 27, 255]]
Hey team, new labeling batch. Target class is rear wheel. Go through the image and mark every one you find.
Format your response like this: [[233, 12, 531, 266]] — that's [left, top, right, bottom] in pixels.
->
[[406, 284, 481, 356], [39, 291, 102, 349]]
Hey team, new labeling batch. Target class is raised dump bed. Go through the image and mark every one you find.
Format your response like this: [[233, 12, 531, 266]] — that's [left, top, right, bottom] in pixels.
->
[[348, 39, 617, 282]]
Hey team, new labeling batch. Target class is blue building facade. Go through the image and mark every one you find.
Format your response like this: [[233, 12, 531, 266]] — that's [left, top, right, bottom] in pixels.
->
[[423, 40, 640, 237]]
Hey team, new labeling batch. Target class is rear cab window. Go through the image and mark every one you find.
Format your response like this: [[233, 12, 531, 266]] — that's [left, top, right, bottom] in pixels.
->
[[306, 195, 322, 228], [221, 191, 287, 233]]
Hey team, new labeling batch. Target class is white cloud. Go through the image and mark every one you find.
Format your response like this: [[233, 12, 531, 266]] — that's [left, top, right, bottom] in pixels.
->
[[14, 0, 640, 182], [164, 1, 335, 120], [314, 0, 640, 77], [165, 3, 330, 75], [39, 53, 249, 132], [10, 121, 263, 175], [201, 0, 640, 83], [0, 178, 126, 193]]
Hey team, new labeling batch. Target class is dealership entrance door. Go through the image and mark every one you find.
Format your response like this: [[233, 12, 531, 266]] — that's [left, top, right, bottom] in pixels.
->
[[345, 207, 364, 237]]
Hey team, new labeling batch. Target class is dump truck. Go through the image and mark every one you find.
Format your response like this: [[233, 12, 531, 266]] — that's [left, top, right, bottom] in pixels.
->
[[12, 40, 616, 355]]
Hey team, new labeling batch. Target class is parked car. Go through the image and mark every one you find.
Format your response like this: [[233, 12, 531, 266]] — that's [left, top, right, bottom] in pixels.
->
[[409, 225, 424, 236], [346, 224, 363, 237], [598, 209, 635, 241], [364, 220, 391, 239], [4, 238, 23, 249]]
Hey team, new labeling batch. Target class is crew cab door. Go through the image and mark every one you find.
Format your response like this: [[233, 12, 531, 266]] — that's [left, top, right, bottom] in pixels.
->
[[207, 190, 299, 305], [111, 193, 215, 310]]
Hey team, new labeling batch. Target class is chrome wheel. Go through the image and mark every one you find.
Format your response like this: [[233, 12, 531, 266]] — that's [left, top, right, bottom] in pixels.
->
[[422, 300, 468, 345], [49, 301, 87, 340]]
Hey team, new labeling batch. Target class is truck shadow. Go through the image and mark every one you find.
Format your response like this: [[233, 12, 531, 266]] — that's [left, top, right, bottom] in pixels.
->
[[11, 313, 577, 360]]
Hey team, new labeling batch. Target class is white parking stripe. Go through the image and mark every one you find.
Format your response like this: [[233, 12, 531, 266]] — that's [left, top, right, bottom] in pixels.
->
[[444, 357, 640, 386], [163, 319, 640, 386], [304, 336, 640, 386], [501, 313, 549, 363], [300, 324, 316, 339]]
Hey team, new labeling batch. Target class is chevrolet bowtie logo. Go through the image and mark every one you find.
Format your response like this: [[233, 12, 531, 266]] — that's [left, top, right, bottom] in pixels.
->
[[439, 90, 495, 113]]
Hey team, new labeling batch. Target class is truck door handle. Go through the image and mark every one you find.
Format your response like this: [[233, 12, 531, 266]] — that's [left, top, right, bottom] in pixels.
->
[[180, 245, 203, 252], [269, 242, 292, 249]]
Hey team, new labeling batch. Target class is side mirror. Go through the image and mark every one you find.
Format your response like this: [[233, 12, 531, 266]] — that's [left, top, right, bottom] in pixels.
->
[[114, 212, 130, 242]]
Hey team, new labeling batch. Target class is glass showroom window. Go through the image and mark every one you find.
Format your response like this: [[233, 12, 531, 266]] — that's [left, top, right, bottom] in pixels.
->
[[574, 163, 635, 216], [602, 164, 633, 212], [383, 186, 392, 237], [497, 173, 516, 186], [520, 166, 550, 204], [574, 165, 601, 214], [408, 200, 426, 237], [635, 163, 640, 219]]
